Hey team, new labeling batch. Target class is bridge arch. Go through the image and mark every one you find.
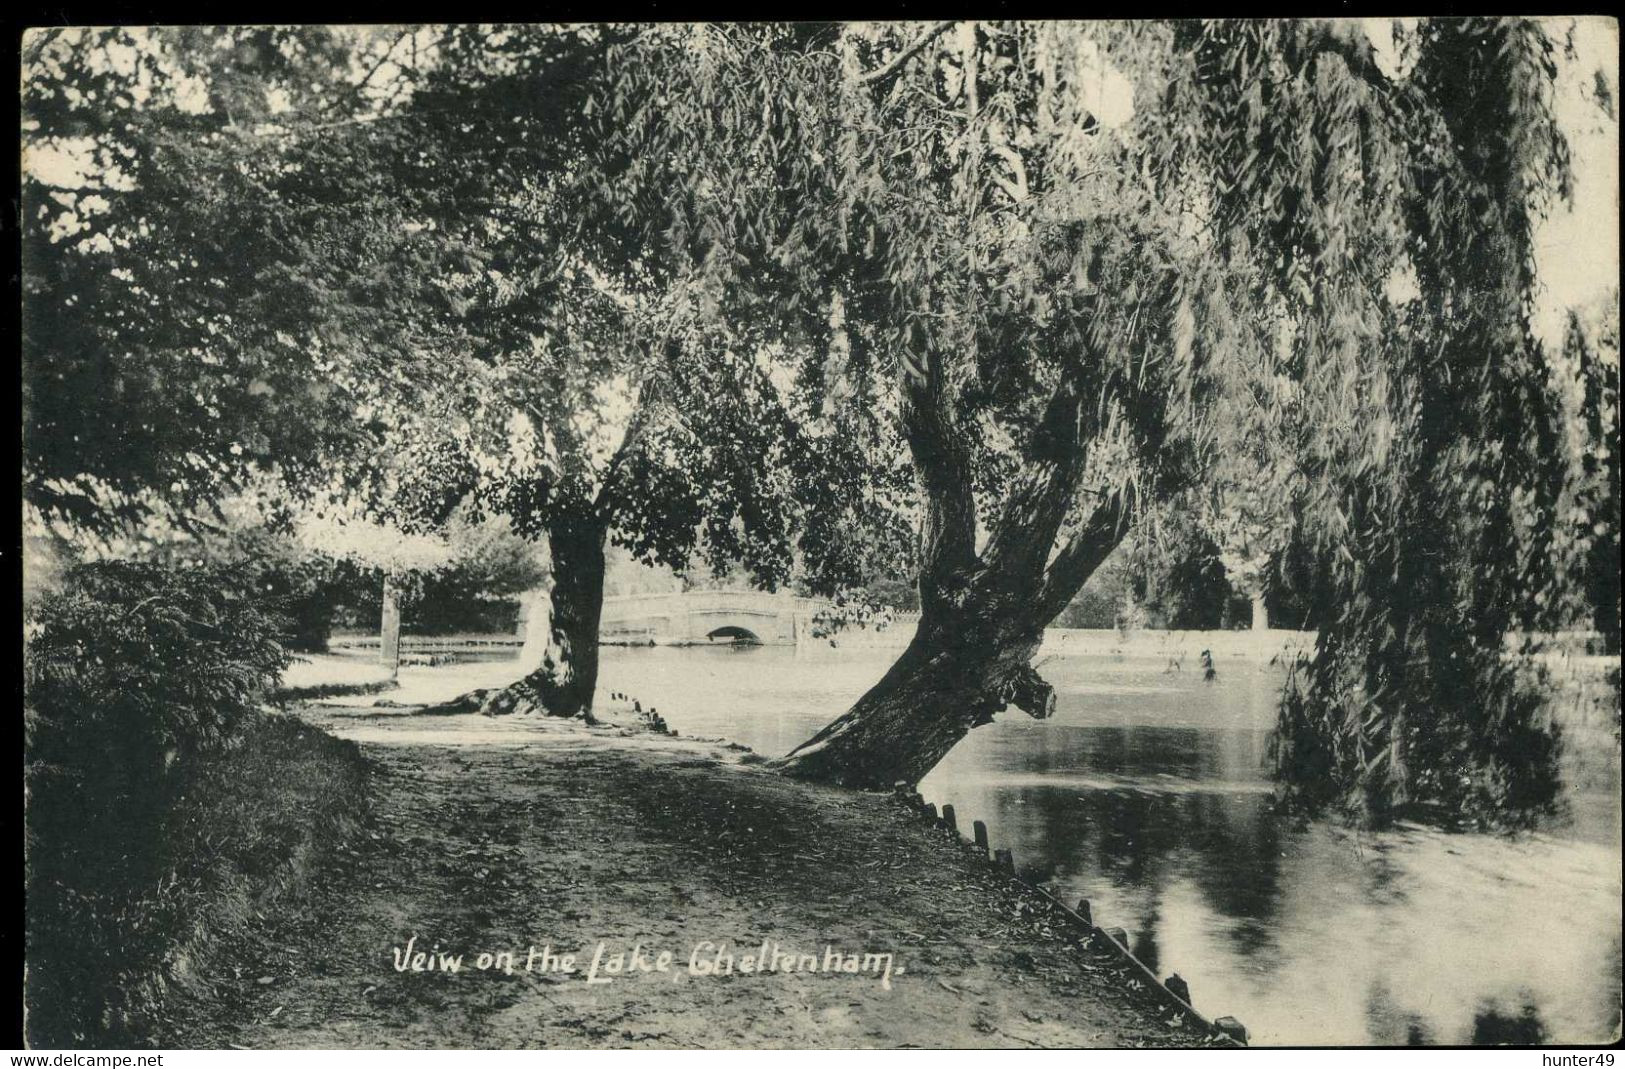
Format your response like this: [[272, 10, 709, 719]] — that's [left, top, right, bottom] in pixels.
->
[[703, 624, 763, 645]]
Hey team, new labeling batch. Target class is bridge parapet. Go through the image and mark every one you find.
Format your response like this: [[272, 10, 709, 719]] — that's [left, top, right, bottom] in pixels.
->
[[599, 590, 924, 647], [603, 589, 827, 616], [599, 589, 830, 646]]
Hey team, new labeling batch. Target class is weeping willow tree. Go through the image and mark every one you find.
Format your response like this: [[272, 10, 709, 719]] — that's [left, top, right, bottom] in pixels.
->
[[584, 19, 1592, 802], [1258, 19, 1588, 826], [598, 22, 1230, 786], [32, 21, 1590, 810]]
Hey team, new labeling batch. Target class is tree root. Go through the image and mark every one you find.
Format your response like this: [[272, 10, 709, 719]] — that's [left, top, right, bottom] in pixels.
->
[[421, 680, 590, 720]]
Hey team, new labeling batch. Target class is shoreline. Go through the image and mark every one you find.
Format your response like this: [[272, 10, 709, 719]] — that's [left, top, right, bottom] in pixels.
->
[[160, 698, 1232, 1049], [330, 625, 1615, 665]]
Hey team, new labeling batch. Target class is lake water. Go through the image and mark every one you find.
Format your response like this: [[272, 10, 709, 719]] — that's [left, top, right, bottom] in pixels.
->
[[595, 643, 1622, 1046]]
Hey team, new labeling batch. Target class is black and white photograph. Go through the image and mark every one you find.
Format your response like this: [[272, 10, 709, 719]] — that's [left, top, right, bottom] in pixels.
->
[[19, 18, 1622, 1051]]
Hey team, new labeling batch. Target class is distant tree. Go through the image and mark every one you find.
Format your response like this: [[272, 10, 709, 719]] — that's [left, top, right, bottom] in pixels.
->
[[1055, 547, 1133, 630], [861, 577, 921, 613], [1564, 296, 1620, 650], [1134, 513, 1237, 631], [330, 503, 550, 636]]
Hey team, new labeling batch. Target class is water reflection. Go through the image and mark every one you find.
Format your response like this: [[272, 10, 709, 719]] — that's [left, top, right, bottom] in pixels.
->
[[596, 644, 1622, 1045], [1470, 1002, 1549, 1045]]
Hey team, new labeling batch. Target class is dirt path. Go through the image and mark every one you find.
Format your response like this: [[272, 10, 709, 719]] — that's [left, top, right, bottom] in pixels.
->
[[165, 701, 1210, 1049]]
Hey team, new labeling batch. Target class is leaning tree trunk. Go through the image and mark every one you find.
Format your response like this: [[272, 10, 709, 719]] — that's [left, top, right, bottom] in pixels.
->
[[773, 347, 1144, 789], [436, 515, 608, 720], [772, 607, 1057, 788]]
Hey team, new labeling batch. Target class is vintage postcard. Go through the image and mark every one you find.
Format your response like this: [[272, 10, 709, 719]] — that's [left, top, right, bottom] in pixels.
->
[[20, 18, 1621, 1053]]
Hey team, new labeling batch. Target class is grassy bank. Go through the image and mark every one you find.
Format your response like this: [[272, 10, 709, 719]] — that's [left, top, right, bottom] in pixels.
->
[[25, 711, 370, 1047]]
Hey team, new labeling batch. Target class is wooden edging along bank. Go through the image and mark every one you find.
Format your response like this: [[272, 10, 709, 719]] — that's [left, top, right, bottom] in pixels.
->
[[607, 684, 1255, 1048], [896, 786, 1251, 1048]]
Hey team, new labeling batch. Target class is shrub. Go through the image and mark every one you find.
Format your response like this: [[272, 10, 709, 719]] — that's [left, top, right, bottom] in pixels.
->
[[149, 523, 377, 653], [24, 560, 366, 1046], [25, 560, 290, 784]]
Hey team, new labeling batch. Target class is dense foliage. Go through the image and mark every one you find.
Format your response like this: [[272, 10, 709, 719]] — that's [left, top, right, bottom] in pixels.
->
[[23, 561, 361, 1044], [22, 21, 1613, 809], [572, 20, 1605, 793], [329, 506, 551, 636], [1257, 19, 1584, 826]]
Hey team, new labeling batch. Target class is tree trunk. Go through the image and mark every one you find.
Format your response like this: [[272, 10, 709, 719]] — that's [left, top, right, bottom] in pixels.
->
[[531, 520, 608, 717], [379, 574, 402, 680], [771, 612, 1054, 788], [433, 517, 607, 719], [774, 338, 1146, 789], [1250, 590, 1270, 631]]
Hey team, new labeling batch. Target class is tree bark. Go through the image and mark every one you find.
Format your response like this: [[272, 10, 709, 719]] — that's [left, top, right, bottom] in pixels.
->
[[771, 610, 1055, 789], [379, 574, 402, 680], [434, 516, 607, 719], [1250, 591, 1270, 631]]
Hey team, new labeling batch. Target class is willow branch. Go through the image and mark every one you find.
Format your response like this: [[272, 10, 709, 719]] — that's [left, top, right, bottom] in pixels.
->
[[900, 356, 978, 605], [1034, 484, 1139, 621], [858, 22, 954, 86]]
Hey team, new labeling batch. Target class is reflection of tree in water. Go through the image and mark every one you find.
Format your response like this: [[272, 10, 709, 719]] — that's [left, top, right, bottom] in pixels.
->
[[1470, 1001, 1548, 1045], [992, 786, 1170, 971], [1364, 980, 1434, 1045], [991, 752, 1292, 967], [1365, 931, 1612, 1045], [1351, 835, 1411, 907], [1173, 792, 1285, 952]]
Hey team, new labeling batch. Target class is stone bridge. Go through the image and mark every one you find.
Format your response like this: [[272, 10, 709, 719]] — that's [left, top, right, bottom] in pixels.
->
[[598, 590, 835, 647]]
